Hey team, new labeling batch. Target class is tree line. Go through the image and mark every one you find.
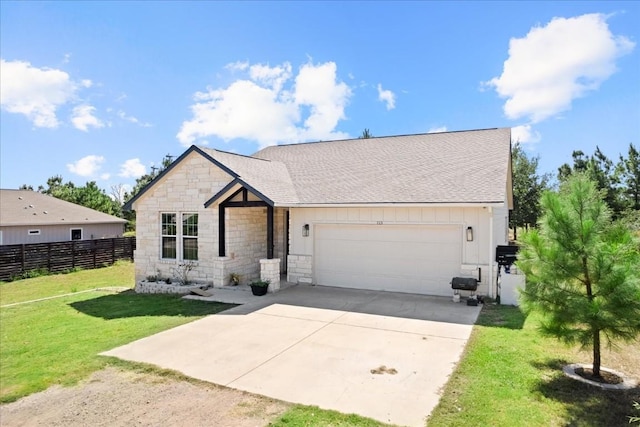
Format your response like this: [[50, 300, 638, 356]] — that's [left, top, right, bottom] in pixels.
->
[[511, 142, 639, 240], [19, 142, 639, 236], [19, 154, 175, 231]]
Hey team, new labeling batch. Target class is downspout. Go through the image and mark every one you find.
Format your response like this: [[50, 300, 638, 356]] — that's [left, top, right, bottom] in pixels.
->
[[488, 207, 494, 299]]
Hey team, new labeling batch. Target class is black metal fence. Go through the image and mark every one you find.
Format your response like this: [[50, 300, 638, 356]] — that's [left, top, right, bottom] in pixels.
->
[[0, 237, 135, 281]]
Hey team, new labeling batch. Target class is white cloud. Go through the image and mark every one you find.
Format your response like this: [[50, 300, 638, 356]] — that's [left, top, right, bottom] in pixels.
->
[[427, 126, 448, 133], [67, 155, 105, 177], [511, 124, 541, 144], [377, 84, 396, 110], [118, 158, 146, 178], [100, 173, 111, 180], [249, 62, 292, 92], [486, 13, 635, 123], [225, 61, 249, 72], [177, 60, 352, 148], [294, 62, 351, 142], [71, 105, 104, 132], [0, 59, 77, 128], [118, 110, 152, 127]]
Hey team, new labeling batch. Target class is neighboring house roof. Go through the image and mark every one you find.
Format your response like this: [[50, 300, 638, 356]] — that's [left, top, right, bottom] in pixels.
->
[[0, 190, 126, 227], [126, 128, 512, 209]]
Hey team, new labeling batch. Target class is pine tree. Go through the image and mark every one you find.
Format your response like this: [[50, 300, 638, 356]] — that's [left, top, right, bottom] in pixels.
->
[[517, 174, 640, 378]]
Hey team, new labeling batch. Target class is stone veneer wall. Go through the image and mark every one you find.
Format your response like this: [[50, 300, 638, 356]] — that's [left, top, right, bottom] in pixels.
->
[[132, 151, 231, 285], [222, 207, 266, 285], [133, 150, 288, 288], [287, 254, 313, 284]]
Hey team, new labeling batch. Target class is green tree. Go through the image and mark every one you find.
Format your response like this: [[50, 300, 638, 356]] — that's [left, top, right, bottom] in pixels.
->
[[510, 143, 549, 240], [37, 175, 120, 216], [558, 150, 589, 181], [73, 181, 120, 216], [358, 128, 373, 139], [558, 147, 623, 217], [617, 143, 640, 211], [517, 174, 640, 378]]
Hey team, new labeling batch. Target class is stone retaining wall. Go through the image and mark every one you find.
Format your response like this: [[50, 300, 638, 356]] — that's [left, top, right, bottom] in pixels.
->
[[135, 281, 206, 295]]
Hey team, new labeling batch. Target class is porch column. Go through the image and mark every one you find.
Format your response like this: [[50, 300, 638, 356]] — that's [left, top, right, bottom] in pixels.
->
[[260, 258, 280, 292], [267, 205, 274, 259]]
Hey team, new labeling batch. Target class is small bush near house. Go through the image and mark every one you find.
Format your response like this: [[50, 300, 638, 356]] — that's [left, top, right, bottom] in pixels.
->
[[8, 268, 50, 282]]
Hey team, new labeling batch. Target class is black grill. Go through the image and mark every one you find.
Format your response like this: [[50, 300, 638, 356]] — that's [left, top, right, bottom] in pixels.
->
[[451, 277, 478, 291]]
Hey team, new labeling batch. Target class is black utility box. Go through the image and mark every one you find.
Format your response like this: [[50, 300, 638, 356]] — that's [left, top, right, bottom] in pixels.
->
[[496, 245, 519, 267]]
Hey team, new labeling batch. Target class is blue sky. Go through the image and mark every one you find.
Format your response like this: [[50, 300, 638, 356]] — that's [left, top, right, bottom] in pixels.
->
[[1, 1, 639, 197]]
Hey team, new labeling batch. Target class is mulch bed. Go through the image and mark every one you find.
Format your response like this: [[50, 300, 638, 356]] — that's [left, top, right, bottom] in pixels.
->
[[575, 367, 623, 385]]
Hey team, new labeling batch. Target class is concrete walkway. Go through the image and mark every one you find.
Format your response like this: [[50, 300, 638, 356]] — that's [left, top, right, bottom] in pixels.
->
[[103, 285, 481, 427]]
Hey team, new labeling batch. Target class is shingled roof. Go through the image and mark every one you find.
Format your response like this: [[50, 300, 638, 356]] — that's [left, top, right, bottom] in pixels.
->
[[127, 127, 512, 209], [0, 190, 127, 226], [252, 127, 512, 205], [199, 148, 299, 205]]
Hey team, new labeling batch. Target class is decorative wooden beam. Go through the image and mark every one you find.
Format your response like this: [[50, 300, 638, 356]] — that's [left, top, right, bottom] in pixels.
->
[[223, 201, 268, 208], [218, 204, 226, 256]]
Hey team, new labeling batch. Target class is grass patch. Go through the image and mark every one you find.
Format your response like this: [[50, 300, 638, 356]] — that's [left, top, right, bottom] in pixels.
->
[[0, 260, 134, 306], [428, 303, 640, 427], [0, 287, 234, 403], [270, 404, 392, 426]]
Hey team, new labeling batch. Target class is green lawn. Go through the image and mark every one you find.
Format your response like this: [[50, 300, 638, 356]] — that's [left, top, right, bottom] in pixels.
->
[[427, 303, 640, 427], [0, 260, 134, 306], [0, 262, 234, 403], [2, 265, 639, 426], [271, 405, 390, 427]]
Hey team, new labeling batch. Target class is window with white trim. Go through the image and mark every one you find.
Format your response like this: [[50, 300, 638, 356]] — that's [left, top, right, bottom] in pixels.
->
[[161, 213, 177, 259], [182, 213, 198, 260]]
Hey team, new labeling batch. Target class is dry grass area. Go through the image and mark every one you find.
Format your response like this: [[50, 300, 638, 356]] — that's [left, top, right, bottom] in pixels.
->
[[0, 366, 290, 427]]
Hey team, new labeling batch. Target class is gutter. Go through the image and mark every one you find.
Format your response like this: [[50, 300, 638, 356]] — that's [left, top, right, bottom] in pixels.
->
[[273, 202, 506, 209]]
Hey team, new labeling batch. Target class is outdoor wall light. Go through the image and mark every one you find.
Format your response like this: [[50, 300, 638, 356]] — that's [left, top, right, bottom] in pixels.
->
[[466, 226, 474, 242], [302, 224, 310, 237]]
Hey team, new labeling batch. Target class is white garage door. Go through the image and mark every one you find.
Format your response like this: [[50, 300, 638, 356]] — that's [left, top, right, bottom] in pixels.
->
[[314, 224, 461, 296]]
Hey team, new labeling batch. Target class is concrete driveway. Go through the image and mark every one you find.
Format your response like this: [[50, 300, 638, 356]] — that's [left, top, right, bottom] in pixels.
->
[[102, 286, 481, 427]]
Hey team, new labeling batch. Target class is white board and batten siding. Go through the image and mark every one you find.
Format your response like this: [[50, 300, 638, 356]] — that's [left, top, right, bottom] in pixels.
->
[[315, 223, 462, 296], [289, 206, 506, 296]]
